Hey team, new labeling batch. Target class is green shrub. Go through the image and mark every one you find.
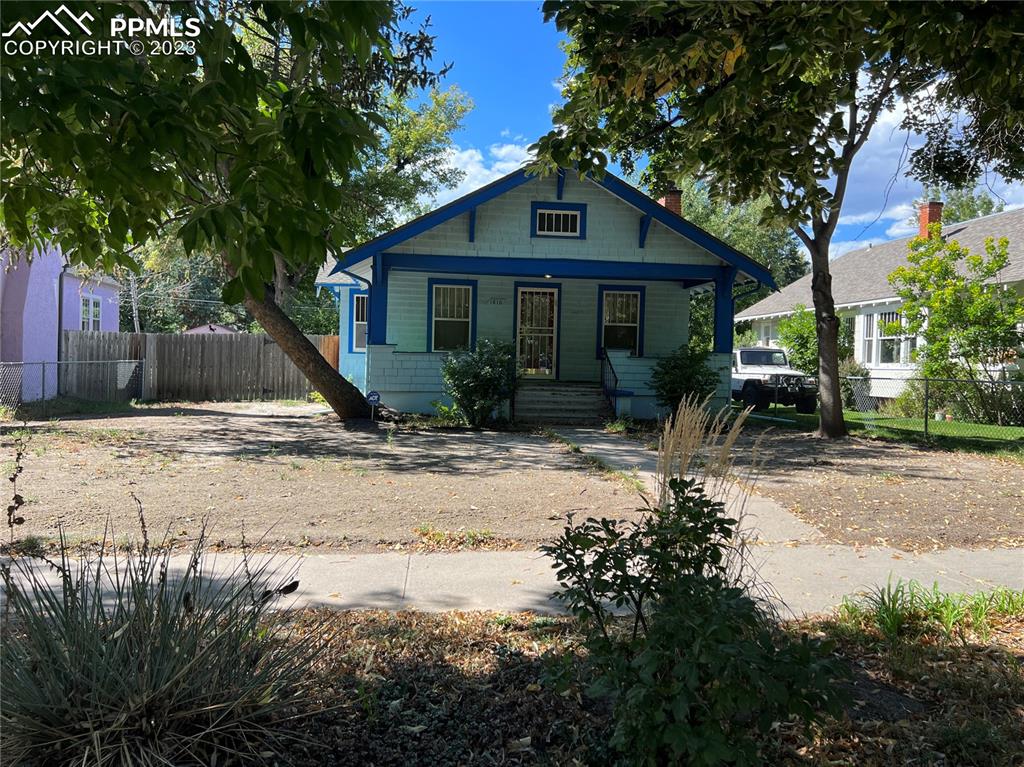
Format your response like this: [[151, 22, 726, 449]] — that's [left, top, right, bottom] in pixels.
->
[[649, 345, 720, 409], [838, 357, 871, 409], [1, 526, 318, 766], [777, 304, 818, 374], [542, 478, 843, 766], [439, 339, 517, 427]]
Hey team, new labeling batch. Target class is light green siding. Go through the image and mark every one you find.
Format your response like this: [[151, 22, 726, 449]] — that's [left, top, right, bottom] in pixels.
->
[[387, 270, 689, 382], [389, 173, 721, 266]]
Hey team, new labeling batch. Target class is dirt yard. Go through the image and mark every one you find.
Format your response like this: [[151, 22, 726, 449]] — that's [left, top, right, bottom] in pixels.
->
[[743, 426, 1024, 551], [2, 403, 643, 552]]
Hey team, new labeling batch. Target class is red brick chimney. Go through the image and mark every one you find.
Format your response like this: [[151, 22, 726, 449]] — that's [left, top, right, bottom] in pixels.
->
[[918, 200, 944, 238], [658, 188, 682, 216]]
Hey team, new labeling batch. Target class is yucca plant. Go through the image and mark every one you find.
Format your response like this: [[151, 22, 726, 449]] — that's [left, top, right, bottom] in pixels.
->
[[1, 520, 318, 766]]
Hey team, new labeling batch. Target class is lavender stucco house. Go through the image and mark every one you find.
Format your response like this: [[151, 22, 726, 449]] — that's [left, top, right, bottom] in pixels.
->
[[0, 245, 120, 401]]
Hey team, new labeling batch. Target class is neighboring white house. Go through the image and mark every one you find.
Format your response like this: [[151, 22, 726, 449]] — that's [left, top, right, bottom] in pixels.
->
[[735, 204, 1024, 397]]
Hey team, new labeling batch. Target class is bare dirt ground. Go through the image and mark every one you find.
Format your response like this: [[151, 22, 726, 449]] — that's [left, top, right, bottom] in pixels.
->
[[2, 403, 643, 552], [742, 426, 1024, 551]]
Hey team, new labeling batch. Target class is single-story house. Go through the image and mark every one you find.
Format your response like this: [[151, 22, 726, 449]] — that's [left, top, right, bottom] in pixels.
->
[[1, 245, 120, 402], [735, 205, 1024, 397], [316, 168, 775, 421]]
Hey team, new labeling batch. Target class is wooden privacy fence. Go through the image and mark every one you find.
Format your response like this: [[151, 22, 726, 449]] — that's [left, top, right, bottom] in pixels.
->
[[61, 331, 340, 402]]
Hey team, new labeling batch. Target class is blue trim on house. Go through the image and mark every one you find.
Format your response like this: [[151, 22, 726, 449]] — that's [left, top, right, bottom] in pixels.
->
[[514, 281, 562, 380], [468, 208, 476, 243], [381, 252, 723, 286], [426, 278, 478, 353], [330, 171, 535, 271], [592, 173, 776, 288], [596, 285, 646, 359], [713, 267, 738, 354], [368, 255, 388, 345], [529, 201, 587, 240], [556, 168, 566, 200], [638, 214, 652, 248], [328, 168, 776, 289], [348, 289, 368, 355]]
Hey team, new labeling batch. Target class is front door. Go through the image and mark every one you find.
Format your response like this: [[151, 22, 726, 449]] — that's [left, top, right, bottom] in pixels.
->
[[516, 287, 558, 378]]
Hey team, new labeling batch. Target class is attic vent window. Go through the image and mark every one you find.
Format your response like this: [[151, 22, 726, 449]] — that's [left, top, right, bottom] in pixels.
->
[[531, 202, 586, 239], [537, 209, 579, 236]]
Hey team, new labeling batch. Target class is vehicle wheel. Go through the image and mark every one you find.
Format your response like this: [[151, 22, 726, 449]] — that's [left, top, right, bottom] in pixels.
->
[[795, 395, 817, 414], [742, 383, 769, 412]]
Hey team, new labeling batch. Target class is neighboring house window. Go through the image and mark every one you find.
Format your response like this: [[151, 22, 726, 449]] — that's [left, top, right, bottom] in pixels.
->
[[598, 287, 644, 356], [865, 311, 916, 365], [351, 293, 368, 352], [430, 282, 474, 352], [81, 295, 101, 331], [530, 202, 586, 239], [862, 313, 875, 364]]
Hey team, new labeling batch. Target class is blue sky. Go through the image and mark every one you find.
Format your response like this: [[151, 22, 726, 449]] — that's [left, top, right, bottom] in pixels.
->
[[414, 1, 1024, 259]]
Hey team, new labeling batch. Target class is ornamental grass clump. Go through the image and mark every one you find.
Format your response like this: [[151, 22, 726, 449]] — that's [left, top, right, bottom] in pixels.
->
[[0, 517, 317, 767], [543, 395, 844, 766]]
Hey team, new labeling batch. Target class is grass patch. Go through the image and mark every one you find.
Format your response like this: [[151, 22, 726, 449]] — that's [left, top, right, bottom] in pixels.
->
[[412, 524, 516, 552], [14, 397, 140, 420], [837, 579, 1024, 644], [745, 404, 1024, 462]]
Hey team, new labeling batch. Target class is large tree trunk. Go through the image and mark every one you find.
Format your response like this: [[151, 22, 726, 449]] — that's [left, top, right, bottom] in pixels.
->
[[244, 291, 370, 420], [808, 242, 847, 439]]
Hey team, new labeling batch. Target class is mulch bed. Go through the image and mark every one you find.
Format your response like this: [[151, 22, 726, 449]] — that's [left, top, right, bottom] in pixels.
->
[[278, 610, 1024, 766]]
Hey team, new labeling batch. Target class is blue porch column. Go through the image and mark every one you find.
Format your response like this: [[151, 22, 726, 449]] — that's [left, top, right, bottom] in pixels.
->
[[712, 267, 737, 355], [367, 255, 388, 345]]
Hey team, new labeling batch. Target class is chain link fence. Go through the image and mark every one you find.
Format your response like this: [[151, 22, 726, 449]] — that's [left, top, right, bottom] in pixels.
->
[[841, 374, 1024, 442], [0, 361, 144, 418]]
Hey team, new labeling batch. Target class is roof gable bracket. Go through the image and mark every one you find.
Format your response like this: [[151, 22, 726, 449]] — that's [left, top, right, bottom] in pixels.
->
[[468, 208, 476, 243], [639, 214, 652, 249]]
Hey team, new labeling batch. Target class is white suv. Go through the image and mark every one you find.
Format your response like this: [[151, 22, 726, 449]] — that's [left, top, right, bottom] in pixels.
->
[[730, 347, 818, 413]]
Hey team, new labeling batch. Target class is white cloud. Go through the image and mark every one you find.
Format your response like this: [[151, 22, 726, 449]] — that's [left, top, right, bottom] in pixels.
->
[[432, 141, 534, 206]]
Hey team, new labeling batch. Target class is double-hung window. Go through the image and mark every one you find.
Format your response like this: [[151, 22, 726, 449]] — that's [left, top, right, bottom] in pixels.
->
[[878, 311, 903, 364], [863, 311, 916, 365], [351, 293, 368, 352], [81, 296, 101, 331], [431, 283, 474, 352], [601, 289, 642, 356], [862, 314, 875, 364]]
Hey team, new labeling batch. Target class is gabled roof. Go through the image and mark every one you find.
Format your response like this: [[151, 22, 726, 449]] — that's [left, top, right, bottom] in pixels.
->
[[327, 168, 776, 288], [736, 207, 1024, 321]]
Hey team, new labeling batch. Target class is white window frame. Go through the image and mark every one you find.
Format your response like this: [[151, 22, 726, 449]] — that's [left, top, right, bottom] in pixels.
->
[[81, 295, 101, 331], [866, 310, 917, 366], [351, 293, 368, 352], [535, 208, 581, 238], [431, 283, 473, 352], [601, 290, 641, 355]]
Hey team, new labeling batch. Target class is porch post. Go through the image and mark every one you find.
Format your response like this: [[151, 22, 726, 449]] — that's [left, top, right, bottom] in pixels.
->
[[712, 267, 737, 355], [367, 254, 388, 345]]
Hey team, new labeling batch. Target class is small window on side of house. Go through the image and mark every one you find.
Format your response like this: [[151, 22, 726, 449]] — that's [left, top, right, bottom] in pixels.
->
[[81, 296, 101, 331], [352, 294, 368, 352]]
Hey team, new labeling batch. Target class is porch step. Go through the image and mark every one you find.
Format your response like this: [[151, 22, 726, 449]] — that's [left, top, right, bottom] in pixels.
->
[[514, 382, 614, 425]]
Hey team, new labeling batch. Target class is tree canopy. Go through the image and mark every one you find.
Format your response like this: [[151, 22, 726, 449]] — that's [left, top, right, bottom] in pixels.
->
[[671, 177, 807, 350], [534, 1, 1024, 437], [2, 1, 450, 418]]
